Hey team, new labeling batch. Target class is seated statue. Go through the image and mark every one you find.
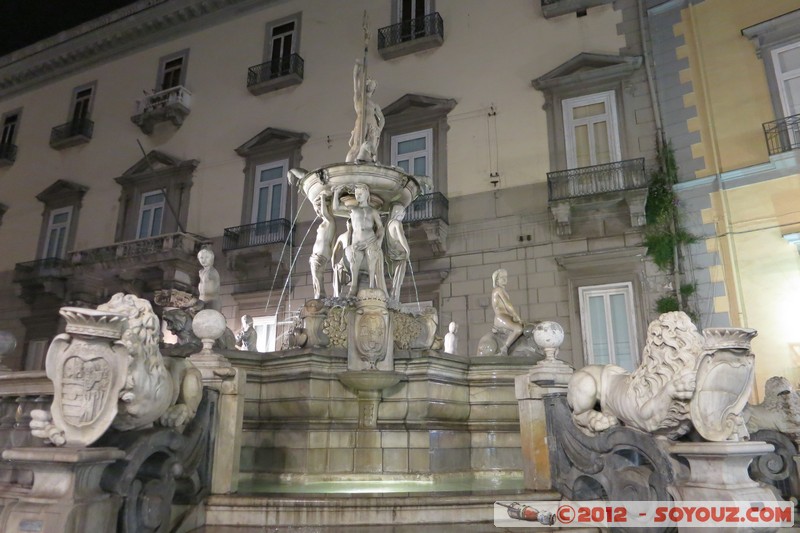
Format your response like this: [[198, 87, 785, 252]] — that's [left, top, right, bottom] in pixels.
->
[[478, 269, 534, 356]]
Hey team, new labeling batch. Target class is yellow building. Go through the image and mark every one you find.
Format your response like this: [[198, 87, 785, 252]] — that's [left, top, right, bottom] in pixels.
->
[[648, 0, 800, 395]]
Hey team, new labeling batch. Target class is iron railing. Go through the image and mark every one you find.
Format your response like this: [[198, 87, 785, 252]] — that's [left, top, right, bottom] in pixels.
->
[[763, 113, 800, 155], [223, 219, 292, 251], [547, 158, 647, 202], [135, 85, 192, 115], [247, 54, 304, 87], [378, 12, 444, 49], [49, 118, 94, 146], [13, 258, 69, 282], [0, 142, 17, 163], [403, 192, 449, 225]]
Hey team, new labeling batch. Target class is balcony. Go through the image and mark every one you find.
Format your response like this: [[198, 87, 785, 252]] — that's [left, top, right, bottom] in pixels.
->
[[547, 158, 648, 236], [403, 192, 449, 255], [130, 85, 192, 134], [13, 258, 71, 304], [49, 118, 94, 150], [69, 232, 208, 296], [0, 142, 17, 167], [763, 113, 800, 155], [223, 219, 292, 282], [378, 12, 444, 61], [540, 0, 615, 19], [247, 54, 304, 96], [223, 219, 291, 251]]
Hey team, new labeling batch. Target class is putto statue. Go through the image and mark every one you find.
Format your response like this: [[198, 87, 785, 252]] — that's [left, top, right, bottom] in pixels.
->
[[31, 293, 203, 447], [478, 269, 536, 356], [197, 247, 220, 311]]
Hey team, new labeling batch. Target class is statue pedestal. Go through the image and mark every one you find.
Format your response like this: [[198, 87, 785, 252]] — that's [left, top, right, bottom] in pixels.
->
[[669, 441, 784, 514], [0, 447, 124, 533], [516, 355, 574, 491]]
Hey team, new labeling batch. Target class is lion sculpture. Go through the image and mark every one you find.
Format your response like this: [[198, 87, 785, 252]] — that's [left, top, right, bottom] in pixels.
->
[[567, 311, 704, 439], [32, 294, 202, 445]]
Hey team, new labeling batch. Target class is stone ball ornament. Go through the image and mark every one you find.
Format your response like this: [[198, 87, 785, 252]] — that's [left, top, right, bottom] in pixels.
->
[[192, 309, 227, 344], [533, 321, 564, 358]]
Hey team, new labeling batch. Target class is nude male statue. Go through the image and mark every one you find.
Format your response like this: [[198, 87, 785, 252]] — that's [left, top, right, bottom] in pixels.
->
[[333, 184, 387, 297], [491, 268, 524, 356], [309, 191, 335, 299], [346, 58, 384, 163]]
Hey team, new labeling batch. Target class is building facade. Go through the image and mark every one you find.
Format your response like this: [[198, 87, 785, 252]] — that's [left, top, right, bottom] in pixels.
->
[[0, 0, 668, 383], [648, 0, 800, 393]]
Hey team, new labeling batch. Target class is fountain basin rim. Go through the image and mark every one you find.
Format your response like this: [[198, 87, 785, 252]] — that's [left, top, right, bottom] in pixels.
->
[[337, 369, 404, 392]]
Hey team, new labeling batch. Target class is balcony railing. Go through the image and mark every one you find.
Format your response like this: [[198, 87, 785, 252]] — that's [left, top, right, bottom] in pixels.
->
[[69, 232, 207, 266], [247, 54, 304, 89], [49, 118, 94, 149], [13, 258, 70, 283], [0, 142, 17, 165], [763, 113, 800, 155], [131, 85, 192, 134], [378, 12, 444, 59], [223, 219, 292, 251], [403, 192, 449, 225], [547, 158, 647, 202]]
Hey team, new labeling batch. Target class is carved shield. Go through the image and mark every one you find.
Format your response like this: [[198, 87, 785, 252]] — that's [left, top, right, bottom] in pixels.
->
[[691, 347, 755, 442], [355, 313, 387, 365], [47, 335, 129, 447]]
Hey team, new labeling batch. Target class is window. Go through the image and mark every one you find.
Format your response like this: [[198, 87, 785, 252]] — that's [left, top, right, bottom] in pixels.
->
[[157, 51, 189, 91], [252, 315, 277, 352], [562, 91, 620, 169], [252, 160, 287, 223], [114, 151, 196, 242], [579, 282, 638, 371], [43, 206, 73, 259], [381, 94, 456, 194], [773, 41, 800, 118], [397, 0, 431, 40], [266, 16, 299, 77], [391, 129, 432, 178], [71, 85, 94, 124], [1, 112, 19, 146], [137, 191, 165, 239]]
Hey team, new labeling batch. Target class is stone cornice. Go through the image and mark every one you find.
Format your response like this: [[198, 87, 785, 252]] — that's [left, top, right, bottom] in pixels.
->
[[0, 0, 277, 99]]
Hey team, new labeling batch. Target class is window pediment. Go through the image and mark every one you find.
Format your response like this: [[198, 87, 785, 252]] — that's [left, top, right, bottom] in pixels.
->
[[742, 9, 800, 56], [36, 179, 88, 205], [532, 53, 642, 92], [235, 127, 308, 158], [383, 93, 457, 120], [115, 150, 198, 185]]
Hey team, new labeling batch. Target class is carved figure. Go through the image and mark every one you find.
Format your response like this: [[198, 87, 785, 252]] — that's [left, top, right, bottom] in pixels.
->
[[31, 294, 203, 447], [235, 315, 258, 351], [198, 247, 220, 311], [333, 184, 387, 297], [567, 311, 703, 439], [346, 58, 384, 163], [331, 220, 352, 298], [444, 321, 458, 355], [385, 203, 410, 303], [478, 269, 529, 356], [310, 191, 335, 299], [745, 376, 800, 437]]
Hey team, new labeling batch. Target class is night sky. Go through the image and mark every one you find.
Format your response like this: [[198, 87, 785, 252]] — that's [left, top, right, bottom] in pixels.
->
[[0, 1, 140, 57]]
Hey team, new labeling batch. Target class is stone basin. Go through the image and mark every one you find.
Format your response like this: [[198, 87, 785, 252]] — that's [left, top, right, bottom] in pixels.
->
[[294, 162, 430, 214], [338, 369, 404, 392]]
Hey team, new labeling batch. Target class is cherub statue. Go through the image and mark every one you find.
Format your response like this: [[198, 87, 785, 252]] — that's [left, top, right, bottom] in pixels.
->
[[444, 321, 459, 355], [198, 247, 220, 311]]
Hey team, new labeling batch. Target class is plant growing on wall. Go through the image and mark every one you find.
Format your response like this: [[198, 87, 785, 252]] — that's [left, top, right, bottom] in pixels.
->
[[644, 138, 697, 316]]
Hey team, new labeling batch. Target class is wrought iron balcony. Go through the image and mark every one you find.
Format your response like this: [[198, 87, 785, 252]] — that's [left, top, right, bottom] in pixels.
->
[[0, 142, 17, 166], [13, 258, 70, 283], [130, 85, 192, 134], [247, 54, 304, 96], [69, 232, 207, 267], [403, 192, 449, 225], [223, 219, 292, 251], [49, 118, 94, 150], [763, 113, 800, 155], [547, 158, 647, 202], [378, 12, 444, 60]]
